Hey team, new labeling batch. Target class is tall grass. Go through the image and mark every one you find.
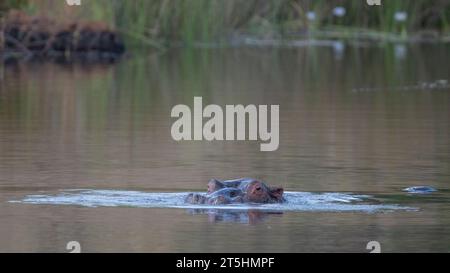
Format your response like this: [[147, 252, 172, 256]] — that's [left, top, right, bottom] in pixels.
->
[[7, 0, 450, 46], [0, 0, 28, 14]]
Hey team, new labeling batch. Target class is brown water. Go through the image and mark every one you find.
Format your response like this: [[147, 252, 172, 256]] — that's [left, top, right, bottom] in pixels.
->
[[0, 43, 449, 252]]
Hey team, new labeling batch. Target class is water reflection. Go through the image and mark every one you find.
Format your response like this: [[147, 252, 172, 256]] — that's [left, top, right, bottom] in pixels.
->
[[0, 43, 449, 252], [188, 209, 283, 224]]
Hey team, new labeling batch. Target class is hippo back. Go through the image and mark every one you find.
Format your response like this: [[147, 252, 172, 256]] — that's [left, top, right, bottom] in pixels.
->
[[222, 178, 256, 189], [208, 187, 244, 199]]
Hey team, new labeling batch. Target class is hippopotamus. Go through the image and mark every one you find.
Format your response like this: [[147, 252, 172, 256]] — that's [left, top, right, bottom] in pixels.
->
[[185, 178, 285, 205]]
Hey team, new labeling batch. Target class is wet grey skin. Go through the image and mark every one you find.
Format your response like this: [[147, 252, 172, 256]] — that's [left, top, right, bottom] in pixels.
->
[[208, 178, 267, 193], [206, 188, 245, 205], [207, 178, 253, 193], [185, 188, 245, 205]]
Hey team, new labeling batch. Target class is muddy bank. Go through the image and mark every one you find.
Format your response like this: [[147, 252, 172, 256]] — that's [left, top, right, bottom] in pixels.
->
[[0, 11, 125, 62]]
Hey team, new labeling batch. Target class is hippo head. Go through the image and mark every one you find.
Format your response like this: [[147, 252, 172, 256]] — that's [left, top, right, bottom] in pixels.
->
[[244, 180, 284, 203]]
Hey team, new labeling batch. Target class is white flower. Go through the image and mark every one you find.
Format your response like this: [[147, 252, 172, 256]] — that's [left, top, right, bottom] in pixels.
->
[[333, 41, 345, 60], [394, 44, 406, 59], [307, 11, 316, 21], [333, 7, 346, 17], [394, 12, 408, 22], [333, 41, 345, 53]]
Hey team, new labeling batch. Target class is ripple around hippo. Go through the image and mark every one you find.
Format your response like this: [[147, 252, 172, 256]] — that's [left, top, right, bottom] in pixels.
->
[[403, 186, 437, 194], [11, 190, 415, 213]]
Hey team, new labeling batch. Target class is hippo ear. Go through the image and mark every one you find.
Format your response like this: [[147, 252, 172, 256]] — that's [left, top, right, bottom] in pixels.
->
[[269, 187, 284, 200], [208, 179, 224, 193]]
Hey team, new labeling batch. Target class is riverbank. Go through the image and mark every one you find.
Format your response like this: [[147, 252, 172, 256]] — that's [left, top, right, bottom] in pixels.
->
[[1, 1, 449, 60], [0, 10, 125, 62], [10, 0, 449, 47]]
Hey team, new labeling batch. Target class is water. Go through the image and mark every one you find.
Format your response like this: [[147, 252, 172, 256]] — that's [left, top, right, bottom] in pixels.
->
[[0, 43, 449, 252], [12, 190, 412, 212]]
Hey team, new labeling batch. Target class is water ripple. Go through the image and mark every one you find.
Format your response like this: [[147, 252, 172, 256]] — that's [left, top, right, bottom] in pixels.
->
[[10, 190, 414, 213]]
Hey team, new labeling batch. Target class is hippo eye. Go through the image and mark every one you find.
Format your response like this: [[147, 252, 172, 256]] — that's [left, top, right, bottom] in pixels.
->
[[256, 187, 262, 191]]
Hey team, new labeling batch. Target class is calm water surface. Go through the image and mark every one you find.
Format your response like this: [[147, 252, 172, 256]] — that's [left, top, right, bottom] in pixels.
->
[[0, 44, 449, 252]]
